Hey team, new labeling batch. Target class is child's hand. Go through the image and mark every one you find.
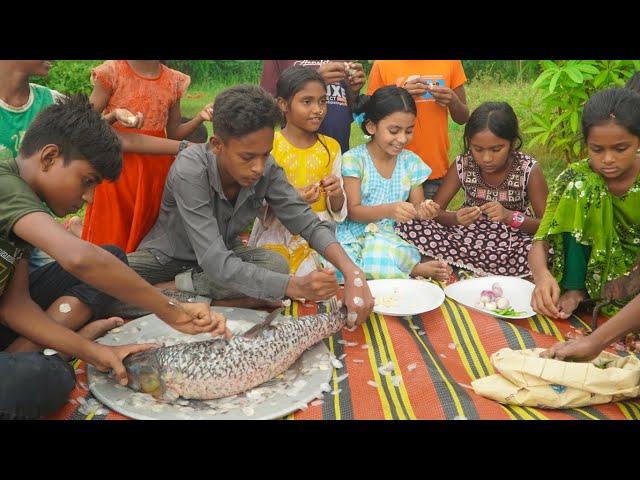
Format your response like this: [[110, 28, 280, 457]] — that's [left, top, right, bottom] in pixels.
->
[[427, 85, 459, 108], [63, 215, 83, 237], [402, 75, 429, 97], [480, 201, 511, 224], [321, 175, 342, 199], [342, 269, 375, 328], [165, 302, 231, 337], [298, 183, 321, 204], [540, 337, 602, 362], [290, 268, 340, 301], [90, 342, 160, 386], [114, 108, 144, 128], [199, 102, 213, 122], [530, 272, 562, 319], [318, 62, 347, 85], [345, 62, 365, 93], [456, 206, 482, 226], [389, 202, 418, 223], [417, 199, 440, 220]]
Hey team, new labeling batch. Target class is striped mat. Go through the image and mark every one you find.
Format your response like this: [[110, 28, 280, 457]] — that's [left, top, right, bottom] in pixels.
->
[[48, 291, 640, 420]]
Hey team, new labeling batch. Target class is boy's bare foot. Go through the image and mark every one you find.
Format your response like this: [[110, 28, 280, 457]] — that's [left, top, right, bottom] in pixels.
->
[[412, 259, 452, 282], [78, 317, 125, 341], [557, 290, 588, 319], [64, 215, 83, 238]]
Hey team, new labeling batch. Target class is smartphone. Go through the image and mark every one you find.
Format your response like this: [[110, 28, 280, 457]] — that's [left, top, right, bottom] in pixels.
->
[[420, 77, 445, 100]]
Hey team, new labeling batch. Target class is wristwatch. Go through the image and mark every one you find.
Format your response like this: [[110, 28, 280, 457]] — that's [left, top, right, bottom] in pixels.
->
[[178, 139, 190, 153], [510, 211, 525, 229]]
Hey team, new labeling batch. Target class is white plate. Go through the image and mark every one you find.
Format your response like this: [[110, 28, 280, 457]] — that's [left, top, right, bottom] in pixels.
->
[[368, 279, 445, 316], [444, 276, 536, 320], [87, 307, 332, 420]]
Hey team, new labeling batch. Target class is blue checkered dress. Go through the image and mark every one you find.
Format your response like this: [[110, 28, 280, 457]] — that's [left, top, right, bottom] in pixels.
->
[[336, 144, 431, 281]]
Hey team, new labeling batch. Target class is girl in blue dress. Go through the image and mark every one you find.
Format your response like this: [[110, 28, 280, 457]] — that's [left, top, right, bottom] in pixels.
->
[[336, 86, 452, 281]]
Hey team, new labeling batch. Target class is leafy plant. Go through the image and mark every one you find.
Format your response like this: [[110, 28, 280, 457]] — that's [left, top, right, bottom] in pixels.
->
[[30, 60, 103, 95], [522, 60, 640, 163]]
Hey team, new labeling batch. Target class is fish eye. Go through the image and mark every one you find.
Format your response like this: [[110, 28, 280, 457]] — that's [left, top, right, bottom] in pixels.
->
[[140, 373, 161, 394]]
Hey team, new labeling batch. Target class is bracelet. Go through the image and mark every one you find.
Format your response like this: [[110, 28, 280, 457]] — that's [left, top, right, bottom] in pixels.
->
[[510, 211, 525, 229]]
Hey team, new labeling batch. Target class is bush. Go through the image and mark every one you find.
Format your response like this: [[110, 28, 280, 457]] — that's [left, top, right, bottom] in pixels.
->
[[522, 60, 640, 163], [462, 60, 540, 82], [165, 60, 263, 85], [31, 60, 103, 95]]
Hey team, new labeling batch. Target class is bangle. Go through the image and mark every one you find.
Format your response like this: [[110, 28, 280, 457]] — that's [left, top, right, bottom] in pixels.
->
[[510, 211, 525, 229], [178, 139, 189, 153]]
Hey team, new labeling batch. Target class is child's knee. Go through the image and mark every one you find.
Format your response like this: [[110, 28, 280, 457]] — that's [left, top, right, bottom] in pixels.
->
[[62, 295, 88, 312]]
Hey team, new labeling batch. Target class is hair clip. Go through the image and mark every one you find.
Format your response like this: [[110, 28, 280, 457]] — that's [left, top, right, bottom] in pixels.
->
[[353, 112, 366, 127], [610, 112, 617, 119]]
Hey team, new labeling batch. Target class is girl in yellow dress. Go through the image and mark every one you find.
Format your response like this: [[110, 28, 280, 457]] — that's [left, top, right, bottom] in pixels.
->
[[248, 65, 347, 276]]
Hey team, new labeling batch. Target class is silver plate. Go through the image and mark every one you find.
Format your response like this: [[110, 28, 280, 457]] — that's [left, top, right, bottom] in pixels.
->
[[87, 307, 332, 420]]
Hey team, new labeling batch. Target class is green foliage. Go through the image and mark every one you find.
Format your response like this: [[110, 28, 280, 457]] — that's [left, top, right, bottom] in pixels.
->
[[462, 60, 541, 82], [31, 60, 103, 95], [522, 60, 640, 163], [165, 61, 263, 86], [30, 60, 548, 97]]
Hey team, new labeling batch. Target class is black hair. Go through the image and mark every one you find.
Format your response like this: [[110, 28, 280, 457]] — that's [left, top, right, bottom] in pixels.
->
[[352, 86, 417, 136], [625, 72, 640, 95], [463, 101, 522, 151], [19, 94, 122, 181], [581, 87, 640, 141], [276, 65, 332, 167], [212, 84, 281, 141], [276, 65, 326, 108], [181, 116, 208, 143]]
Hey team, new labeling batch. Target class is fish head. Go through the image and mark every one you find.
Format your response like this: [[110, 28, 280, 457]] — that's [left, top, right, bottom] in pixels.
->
[[124, 349, 167, 400]]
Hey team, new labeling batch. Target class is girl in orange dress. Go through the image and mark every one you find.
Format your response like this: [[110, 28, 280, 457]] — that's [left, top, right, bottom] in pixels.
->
[[82, 60, 212, 253]]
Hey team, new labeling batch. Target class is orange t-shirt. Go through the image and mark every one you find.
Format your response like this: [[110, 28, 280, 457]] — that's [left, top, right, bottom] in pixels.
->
[[367, 60, 467, 179]]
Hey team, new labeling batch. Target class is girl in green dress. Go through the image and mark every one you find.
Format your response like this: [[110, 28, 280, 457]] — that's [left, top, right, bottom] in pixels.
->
[[530, 88, 640, 319]]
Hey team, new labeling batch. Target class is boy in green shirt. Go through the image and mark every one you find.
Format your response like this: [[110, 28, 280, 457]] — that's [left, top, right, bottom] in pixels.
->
[[0, 94, 226, 419]]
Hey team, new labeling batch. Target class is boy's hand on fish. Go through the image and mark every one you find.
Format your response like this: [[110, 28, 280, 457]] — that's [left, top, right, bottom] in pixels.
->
[[165, 301, 221, 335], [530, 272, 563, 319], [192, 310, 232, 339], [288, 268, 339, 301], [321, 175, 342, 198], [343, 270, 374, 327], [318, 62, 348, 85], [480, 201, 511, 223], [417, 199, 440, 220], [389, 202, 418, 223], [91, 342, 160, 386], [199, 102, 214, 122], [456, 206, 482, 226], [402, 76, 429, 97]]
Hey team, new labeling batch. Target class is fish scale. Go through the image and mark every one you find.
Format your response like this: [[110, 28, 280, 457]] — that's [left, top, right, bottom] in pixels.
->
[[124, 306, 347, 400]]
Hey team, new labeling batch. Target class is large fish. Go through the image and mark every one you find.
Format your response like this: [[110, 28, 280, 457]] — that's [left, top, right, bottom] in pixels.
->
[[124, 304, 347, 401]]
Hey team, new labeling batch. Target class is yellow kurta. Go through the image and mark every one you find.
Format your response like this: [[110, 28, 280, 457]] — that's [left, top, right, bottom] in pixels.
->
[[248, 132, 347, 276]]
